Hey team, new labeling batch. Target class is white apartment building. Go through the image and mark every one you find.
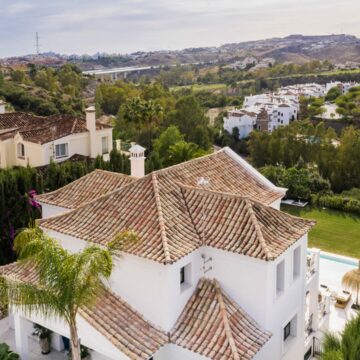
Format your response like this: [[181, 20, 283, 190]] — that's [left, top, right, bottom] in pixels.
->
[[224, 93, 298, 138], [325, 81, 360, 94], [0, 104, 113, 169], [0, 147, 327, 360]]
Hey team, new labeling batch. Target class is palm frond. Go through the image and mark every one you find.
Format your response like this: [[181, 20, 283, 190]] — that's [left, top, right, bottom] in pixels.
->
[[107, 230, 138, 256]]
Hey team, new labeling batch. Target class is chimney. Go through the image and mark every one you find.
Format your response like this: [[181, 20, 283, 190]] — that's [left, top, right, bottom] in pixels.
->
[[85, 106, 97, 158], [129, 143, 146, 178], [0, 100, 6, 114]]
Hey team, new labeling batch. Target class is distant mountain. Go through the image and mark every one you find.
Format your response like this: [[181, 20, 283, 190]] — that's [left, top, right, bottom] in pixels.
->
[[74, 34, 360, 69], [219, 34, 360, 64]]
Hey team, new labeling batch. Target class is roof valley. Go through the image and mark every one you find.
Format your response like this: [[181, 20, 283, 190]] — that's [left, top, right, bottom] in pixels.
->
[[151, 173, 172, 264], [179, 186, 205, 247]]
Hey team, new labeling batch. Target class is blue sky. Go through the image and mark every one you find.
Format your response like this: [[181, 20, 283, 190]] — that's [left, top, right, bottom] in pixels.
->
[[1, 0, 359, 57]]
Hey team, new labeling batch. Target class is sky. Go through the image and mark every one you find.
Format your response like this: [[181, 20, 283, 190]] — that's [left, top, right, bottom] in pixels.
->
[[1, 0, 360, 57]]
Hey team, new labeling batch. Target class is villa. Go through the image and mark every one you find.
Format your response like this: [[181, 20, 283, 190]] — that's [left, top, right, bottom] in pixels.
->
[[0, 104, 112, 168], [0, 146, 329, 360]]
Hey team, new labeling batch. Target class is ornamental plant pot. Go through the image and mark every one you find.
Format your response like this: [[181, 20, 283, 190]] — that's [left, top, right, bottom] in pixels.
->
[[39, 337, 51, 355]]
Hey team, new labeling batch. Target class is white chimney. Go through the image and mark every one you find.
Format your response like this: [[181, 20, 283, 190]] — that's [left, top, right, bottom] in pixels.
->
[[129, 143, 146, 178], [0, 100, 6, 114], [85, 106, 97, 158]]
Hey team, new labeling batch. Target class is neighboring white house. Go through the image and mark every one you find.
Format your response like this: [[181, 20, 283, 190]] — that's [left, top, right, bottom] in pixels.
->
[[1, 147, 326, 360], [223, 109, 257, 138], [0, 104, 113, 169]]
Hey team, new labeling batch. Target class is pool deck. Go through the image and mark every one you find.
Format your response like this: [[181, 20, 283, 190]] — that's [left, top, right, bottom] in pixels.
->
[[318, 251, 358, 333]]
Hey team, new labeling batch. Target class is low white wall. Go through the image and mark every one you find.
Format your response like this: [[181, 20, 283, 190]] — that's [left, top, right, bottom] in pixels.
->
[[0, 317, 9, 336], [154, 344, 209, 360], [40, 203, 70, 219]]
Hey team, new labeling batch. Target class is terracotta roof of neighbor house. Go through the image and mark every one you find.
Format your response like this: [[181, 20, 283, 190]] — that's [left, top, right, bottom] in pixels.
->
[[0, 112, 44, 131], [36, 169, 135, 209], [0, 112, 111, 144], [171, 278, 271, 360], [0, 262, 167, 360], [39, 151, 314, 264], [80, 289, 168, 360]]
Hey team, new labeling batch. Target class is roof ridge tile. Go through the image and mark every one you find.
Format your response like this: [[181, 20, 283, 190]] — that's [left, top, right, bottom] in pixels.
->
[[214, 280, 240, 360], [151, 173, 172, 264], [244, 198, 274, 261]]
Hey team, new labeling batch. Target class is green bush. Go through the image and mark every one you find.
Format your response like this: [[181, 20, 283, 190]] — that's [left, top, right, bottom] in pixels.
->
[[0, 343, 19, 360], [311, 194, 360, 215]]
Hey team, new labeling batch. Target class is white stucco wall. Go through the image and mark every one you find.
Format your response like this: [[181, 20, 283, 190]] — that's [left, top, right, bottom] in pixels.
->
[[42, 228, 309, 360], [39, 203, 70, 219]]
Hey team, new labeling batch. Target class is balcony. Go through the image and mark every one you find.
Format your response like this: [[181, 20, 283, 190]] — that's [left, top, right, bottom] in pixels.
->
[[307, 254, 316, 279]]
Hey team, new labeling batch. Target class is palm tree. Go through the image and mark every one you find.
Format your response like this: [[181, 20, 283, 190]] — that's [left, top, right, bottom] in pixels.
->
[[167, 141, 207, 166], [0, 227, 136, 360], [321, 313, 360, 360]]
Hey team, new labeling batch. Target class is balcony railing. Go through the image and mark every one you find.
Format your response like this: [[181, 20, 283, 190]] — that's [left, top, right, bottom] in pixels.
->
[[307, 254, 316, 279]]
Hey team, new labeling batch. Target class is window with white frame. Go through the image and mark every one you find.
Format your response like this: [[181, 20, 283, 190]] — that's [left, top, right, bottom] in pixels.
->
[[283, 314, 298, 342], [101, 136, 109, 154], [276, 259, 285, 296], [293, 246, 301, 279], [17, 143, 25, 159], [55, 143, 68, 158], [180, 263, 192, 292]]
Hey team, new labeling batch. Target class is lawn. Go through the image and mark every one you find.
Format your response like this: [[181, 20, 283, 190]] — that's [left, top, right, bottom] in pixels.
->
[[281, 205, 360, 258], [170, 83, 227, 92]]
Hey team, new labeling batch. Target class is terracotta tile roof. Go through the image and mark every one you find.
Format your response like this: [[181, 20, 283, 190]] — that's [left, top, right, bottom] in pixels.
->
[[39, 157, 314, 263], [181, 185, 314, 261], [0, 261, 39, 284], [0, 112, 111, 145], [36, 169, 135, 209], [171, 278, 271, 360], [80, 289, 168, 360], [0, 262, 167, 360], [157, 149, 283, 206]]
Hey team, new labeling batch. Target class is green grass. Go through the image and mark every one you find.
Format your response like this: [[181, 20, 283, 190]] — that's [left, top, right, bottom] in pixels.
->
[[281, 205, 360, 258], [170, 83, 227, 92]]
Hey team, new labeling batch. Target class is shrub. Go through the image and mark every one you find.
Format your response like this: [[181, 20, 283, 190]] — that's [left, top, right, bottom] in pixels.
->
[[0, 343, 19, 360], [311, 194, 360, 215]]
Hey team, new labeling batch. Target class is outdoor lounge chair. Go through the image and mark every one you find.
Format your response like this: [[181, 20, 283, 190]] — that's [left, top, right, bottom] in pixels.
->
[[335, 290, 351, 309]]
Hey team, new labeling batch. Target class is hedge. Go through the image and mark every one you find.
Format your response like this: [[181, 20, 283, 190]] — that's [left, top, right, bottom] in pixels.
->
[[311, 194, 360, 215]]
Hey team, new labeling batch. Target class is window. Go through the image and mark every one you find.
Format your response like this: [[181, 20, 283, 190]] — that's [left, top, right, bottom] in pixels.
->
[[283, 314, 298, 343], [17, 143, 25, 159], [55, 143, 68, 158], [293, 246, 301, 279], [180, 266, 185, 285], [276, 260, 285, 296], [180, 263, 192, 292], [283, 322, 291, 341], [101, 136, 109, 154]]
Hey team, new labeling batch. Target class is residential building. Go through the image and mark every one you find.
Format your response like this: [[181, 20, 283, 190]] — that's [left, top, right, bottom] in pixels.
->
[[325, 81, 360, 94], [1, 147, 324, 360], [0, 104, 112, 168]]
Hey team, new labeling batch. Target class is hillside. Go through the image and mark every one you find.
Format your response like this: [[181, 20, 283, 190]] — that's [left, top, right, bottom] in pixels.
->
[[72, 34, 360, 69]]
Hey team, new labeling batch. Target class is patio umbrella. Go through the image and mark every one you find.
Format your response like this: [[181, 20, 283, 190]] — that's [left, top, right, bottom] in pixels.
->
[[342, 260, 360, 310]]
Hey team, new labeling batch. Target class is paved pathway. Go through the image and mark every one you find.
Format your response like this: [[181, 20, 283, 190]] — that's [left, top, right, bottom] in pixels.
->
[[0, 328, 67, 360]]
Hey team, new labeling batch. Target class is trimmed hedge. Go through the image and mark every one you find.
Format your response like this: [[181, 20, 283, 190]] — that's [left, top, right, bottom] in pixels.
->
[[311, 194, 360, 215]]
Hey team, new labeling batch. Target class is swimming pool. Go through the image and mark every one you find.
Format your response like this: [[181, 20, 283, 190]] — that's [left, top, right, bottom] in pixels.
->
[[319, 253, 358, 267], [317, 252, 357, 291]]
